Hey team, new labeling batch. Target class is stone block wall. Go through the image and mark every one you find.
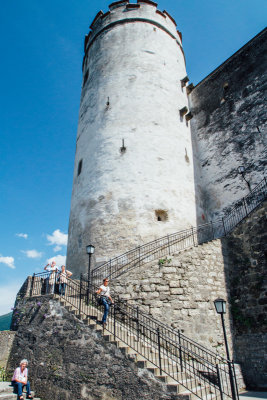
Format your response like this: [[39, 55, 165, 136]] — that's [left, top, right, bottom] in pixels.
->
[[7, 296, 178, 400], [111, 239, 233, 357], [110, 201, 266, 390], [222, 201, 267, 389], [190, 28, 267, 222], [0, 331, 16, 369]]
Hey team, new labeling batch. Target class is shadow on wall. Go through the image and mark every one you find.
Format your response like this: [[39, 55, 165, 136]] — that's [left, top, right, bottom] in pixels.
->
[[221, 201, 267, 390], [190, 28, 267, 225]]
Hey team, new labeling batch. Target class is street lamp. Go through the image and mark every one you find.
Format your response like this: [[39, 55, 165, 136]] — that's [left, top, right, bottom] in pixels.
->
[[86, 245, 95, 302], [238, 166, 251, 192], [86, 245, 95, 283], [214, 298, 237, 400]]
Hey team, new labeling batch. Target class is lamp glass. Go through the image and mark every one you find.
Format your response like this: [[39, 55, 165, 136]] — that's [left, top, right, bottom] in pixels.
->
[[238, 166, 245, 174], [214, 298, 226, 314], [86, 245, 95, 254]]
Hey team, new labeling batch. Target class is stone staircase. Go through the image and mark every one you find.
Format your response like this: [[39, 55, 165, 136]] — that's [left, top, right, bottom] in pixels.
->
[[0, 382, 41, 400], [56, 294, 218, 400]]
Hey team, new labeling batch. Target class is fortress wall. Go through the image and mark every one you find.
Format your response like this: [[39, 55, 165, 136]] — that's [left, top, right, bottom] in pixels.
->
[[222, 201, 267, 390], [67, 2, 196, 276], [111, 201, 266, 389], [111, 239, 233, 357], [189, 28, 267, 222], [7, 296, 173, 400]]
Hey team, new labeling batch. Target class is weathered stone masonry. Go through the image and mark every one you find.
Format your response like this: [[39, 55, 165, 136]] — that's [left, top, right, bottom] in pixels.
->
[[222, 201, 267, 390], [111, 240, 233, 357], [7, 297, 178, 400], [67, 1, 197, 275], [111, 202, 267, 390], [190, 28, 267, 223]]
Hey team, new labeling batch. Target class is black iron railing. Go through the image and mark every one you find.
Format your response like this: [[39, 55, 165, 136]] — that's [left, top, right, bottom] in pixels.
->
[[27, 273, 239, 400], [91, 177, 267, 284]]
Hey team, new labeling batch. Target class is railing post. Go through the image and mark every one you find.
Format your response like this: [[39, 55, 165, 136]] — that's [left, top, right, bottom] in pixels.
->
[[178, 329, 183, 372], [157, 327, 162, 375], [79, 274, 82, 315], [243, 198, 249, 216], [216, 364, 224, 400], [109, 259, 112, 278], [167, 235, 171, 255], [138, 246, 141, 267], [136, 306, 140, 342], [222, 218, 227, 236], [30, 273, 35, 297], [54, 272, 57, 296], [210, 221, 215, 240], [232, 361, 240, 400], [113, 303, 116, 339], [192, 227, 196, 246]]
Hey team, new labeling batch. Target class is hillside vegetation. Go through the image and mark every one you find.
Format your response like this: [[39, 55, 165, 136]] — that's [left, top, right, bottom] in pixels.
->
[[0, 312, 12, 331]]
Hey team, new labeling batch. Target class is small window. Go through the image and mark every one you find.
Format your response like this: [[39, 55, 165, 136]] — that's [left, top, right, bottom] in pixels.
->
[[77, 159, 83, 176], [83, 70, 89, 86], [155, 210, 168, 222]]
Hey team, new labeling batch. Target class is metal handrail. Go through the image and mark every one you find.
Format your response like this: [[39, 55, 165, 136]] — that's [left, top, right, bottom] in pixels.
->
[[91, 177, 266, 284], [26, 274, 238, 400]]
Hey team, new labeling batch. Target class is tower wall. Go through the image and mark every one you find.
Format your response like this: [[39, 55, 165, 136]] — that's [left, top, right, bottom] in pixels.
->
[[67, 1, 196, 275]]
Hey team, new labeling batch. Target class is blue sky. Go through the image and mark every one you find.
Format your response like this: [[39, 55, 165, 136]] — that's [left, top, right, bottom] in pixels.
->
[[0, 0, 266, 314]]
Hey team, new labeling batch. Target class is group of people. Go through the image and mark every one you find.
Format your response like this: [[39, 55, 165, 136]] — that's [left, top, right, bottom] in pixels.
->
[[44, 262, 72, 295], [44, 262, 114, 327]]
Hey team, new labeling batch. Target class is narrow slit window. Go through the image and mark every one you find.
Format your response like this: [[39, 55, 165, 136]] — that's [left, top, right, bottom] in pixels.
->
[[77, 159, 83, 176]]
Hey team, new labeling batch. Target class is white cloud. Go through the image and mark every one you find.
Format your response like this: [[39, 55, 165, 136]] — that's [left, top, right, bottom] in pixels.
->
[[53, 245, 62, 252], [16, 233, 28, 239], [0, 255, 15, 269], [47, 229, 68, 247], [0, 281, 23, 315], [47, 255, 66, 267], [22, 250, 43, 259]]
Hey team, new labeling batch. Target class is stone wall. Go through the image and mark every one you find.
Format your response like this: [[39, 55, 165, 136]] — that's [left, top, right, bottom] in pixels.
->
[[8, 296, 178, 400], [222, 201, 267, 390], [0, 331, 16, 369], [110, 201, 266, 390], [190, 28, 267, 222], [111, 239, 233, 357]]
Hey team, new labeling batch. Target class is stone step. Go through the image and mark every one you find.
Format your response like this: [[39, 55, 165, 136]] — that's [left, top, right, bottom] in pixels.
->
[[0, 389, 39, 400], [0, 396, 41, 400], [174, 384, 214, 399], [56, 297, 216, 400], [0, 383, 13, 393]]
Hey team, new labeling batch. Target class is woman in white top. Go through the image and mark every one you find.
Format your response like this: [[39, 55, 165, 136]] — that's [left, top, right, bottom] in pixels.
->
[[58, 265, 72, 295], [44, 261, 59, 294], [12, 359, 33, 399], [96, 278, 113, 327]]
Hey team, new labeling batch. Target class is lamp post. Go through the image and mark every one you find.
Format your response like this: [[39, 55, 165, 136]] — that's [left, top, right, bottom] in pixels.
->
[[86, 245, 95, 303], [214, 298, 237, 400], [238, 166, 251, 192]]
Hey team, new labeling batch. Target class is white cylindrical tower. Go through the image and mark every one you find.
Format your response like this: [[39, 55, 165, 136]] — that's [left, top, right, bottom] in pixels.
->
[[67, 0, 196, 276]]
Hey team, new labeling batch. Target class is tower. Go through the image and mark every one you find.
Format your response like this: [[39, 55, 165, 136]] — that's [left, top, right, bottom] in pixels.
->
[[67, 0, 197, 276]]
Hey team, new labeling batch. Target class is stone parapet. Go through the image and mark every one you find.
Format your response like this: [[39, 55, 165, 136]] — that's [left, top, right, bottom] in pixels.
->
[[0, 331, 16, 370]]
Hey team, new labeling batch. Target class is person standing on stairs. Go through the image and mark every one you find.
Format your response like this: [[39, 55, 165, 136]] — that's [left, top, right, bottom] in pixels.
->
[[44, 261, 59, 294], [58, 265, 72, 296], [11, 359, 33, 399], [96, 278, 114, 328]]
